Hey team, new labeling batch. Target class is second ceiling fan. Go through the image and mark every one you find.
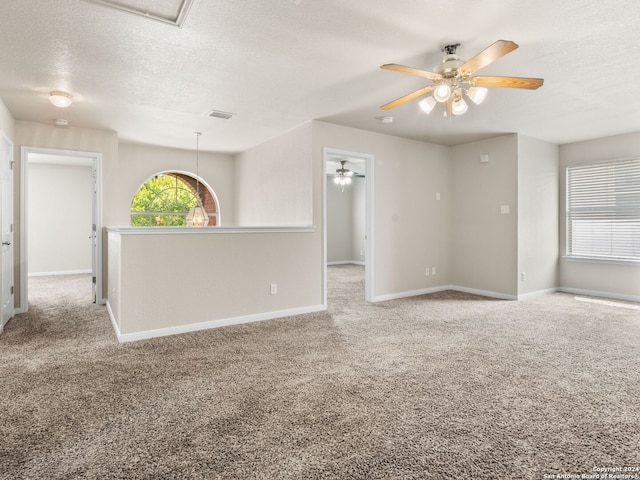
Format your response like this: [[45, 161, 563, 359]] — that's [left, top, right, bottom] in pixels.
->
[[380, 40, 543, 117]]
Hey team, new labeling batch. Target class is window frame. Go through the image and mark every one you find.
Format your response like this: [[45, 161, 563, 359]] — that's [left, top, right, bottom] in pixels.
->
[[565, 157, 640, 265], [130, 170, 220, 227]]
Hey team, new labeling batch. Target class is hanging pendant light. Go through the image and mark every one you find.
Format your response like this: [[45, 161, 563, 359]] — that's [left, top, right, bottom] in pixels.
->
[[186, 132, 208, 227]]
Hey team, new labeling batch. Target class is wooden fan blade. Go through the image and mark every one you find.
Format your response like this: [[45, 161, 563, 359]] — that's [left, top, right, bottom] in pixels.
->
[[459, 40, 519, 75], [381, 64, 442, 81], [381, 85, 435, 110], [472, 75, 544, 90]]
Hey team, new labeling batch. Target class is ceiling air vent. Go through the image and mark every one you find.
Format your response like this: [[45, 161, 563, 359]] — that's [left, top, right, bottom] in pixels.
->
[[206, 110, 236, 120]]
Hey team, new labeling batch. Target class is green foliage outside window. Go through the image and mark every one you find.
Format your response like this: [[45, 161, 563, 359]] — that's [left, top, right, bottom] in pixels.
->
[[131, 174, 198, 226]]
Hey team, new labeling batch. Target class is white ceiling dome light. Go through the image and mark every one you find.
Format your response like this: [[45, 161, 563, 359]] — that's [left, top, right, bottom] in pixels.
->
[[49, 91, 73, 108]]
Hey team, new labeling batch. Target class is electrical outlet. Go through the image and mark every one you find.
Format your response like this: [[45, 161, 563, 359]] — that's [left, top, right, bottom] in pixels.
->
[[432, 267, 437, 275], [270, 283, 278, 295], [521, 272, 526, 281], [425, 268, 430, 276], [436, 192, 441, 201]]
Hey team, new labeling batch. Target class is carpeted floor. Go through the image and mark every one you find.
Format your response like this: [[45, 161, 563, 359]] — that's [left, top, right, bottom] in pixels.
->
[[1, 266, 639, 479]]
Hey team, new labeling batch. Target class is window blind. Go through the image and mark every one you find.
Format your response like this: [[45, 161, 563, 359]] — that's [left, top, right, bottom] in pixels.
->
[[567, 158, 640, 262]]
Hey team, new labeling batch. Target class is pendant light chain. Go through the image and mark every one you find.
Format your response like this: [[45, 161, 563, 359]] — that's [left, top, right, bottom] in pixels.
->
[[195, 131, 201, 205], [186, 131, 208, 227]]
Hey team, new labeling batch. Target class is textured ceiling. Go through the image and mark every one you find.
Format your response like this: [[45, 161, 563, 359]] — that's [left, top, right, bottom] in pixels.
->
[[1, 0, 639, 153]]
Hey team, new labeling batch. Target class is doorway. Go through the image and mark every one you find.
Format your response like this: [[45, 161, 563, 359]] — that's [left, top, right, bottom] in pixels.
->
[[20, 147, 103, 312], [323, 147, 375, 306]]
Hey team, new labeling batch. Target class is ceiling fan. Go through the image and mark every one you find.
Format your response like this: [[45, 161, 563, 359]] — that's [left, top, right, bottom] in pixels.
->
[[328, 160, 364, 187], [380, 40, 543, 117]]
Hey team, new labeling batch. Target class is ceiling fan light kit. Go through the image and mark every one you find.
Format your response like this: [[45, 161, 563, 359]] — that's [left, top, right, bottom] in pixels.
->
[[466, 86, 488, 105], [334, 160, 354, 186], [380, 40, 543, 118], [418, 96, 437, 114], [433, 84, 452, 103], [452, 95, 468, 115]]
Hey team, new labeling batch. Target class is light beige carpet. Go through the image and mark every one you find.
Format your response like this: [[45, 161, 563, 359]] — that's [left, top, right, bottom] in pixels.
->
[[1, 267, 639, 479]]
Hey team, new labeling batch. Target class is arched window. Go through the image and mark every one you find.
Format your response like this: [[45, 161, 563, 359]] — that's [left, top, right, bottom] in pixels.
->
[[130, 172, 218, 226]]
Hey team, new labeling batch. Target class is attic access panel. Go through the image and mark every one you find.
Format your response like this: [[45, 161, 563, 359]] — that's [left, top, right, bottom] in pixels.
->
[[82, 0, 194, 27]]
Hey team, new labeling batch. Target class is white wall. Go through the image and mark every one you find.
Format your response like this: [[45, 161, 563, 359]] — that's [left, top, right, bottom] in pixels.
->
[[517, 135, 559, 296], [235, 123, 313, 226], [313, 121, 452, 299], [559, 132, 640, 299], [108, 121, 323, 340], [452, 135, 519, 297], [28, 163, 93, 275], [326, 178, 353, 263], [326, 176, 365, 264], [351, 177, 366, 263], [0, 99, 14, 141], [117, 142, 236, 226]]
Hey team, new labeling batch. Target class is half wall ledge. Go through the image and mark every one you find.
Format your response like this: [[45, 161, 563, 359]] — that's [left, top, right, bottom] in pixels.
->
[[107, 225, 315, 235]]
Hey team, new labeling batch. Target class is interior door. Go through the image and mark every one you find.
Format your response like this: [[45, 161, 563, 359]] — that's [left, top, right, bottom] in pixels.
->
[[1, 133, 14, 327]]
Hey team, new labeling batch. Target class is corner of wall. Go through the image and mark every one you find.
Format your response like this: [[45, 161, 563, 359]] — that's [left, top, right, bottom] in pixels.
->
[[516, 135, 560, 296], [451, 134, 519, 296], [0, 98, 15, 141]]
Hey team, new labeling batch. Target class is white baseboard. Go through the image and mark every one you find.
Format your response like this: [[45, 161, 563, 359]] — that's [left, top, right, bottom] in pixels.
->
[[374, 284, 638, 304], [107, 303, 327, 343], [373, 286, 451, 302], [374, 285, 518, 302], [106, 301, 121, 340], [517, 288, 559, 301], [327, 261, 365, 266], [449, 285, 518, 301], [29, 269, 92, 277], [103, 284, 639, 343], [558, 287, 640, 303]]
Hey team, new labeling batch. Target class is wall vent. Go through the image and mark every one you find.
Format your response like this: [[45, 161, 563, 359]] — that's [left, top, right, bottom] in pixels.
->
[[206, 110, 236, 120]]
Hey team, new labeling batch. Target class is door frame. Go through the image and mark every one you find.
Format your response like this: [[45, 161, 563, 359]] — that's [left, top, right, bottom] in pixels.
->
[[323, 147, 375, 305], [19, 146, 104, 312], [1, 131, 14, 330]]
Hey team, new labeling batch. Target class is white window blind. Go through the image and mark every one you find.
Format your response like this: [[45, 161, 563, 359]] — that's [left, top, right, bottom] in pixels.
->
[[567, 158, 640, 262]]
